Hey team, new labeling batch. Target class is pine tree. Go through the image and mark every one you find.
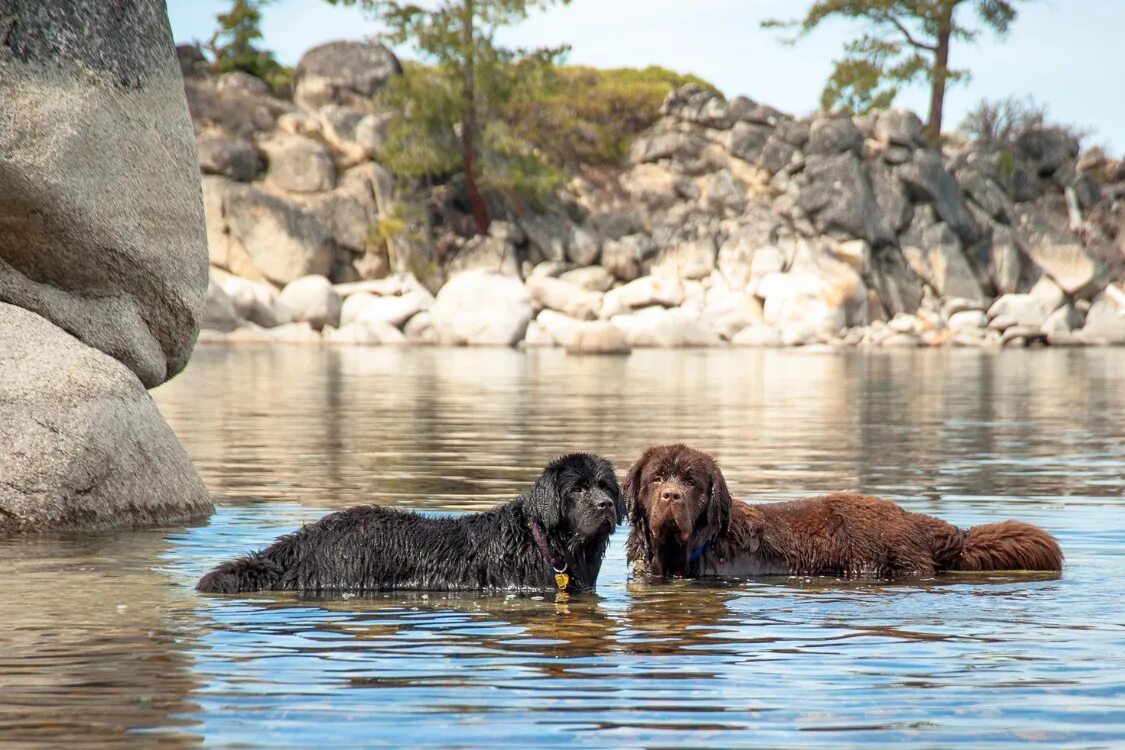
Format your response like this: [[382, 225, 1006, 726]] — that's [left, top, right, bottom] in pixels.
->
[[765, 1, 1030, 141], [327, 0, 570, 234], [207, 0, 291, 96]]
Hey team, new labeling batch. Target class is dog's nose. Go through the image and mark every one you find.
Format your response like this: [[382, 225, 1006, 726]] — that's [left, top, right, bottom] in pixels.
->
[[596, 496, 614, 511], [660, 488, 683, 503]]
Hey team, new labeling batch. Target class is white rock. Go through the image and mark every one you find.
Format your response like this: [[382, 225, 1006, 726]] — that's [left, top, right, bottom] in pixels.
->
[[526, 276, 603, 321], [1041, 304, 1085, 335], [523, 321, 557, 347], [888, 313, 918, 334], [202, 278, 244, 332], [326, 320, 406, 345], [780, 321, 819, 346], [219, 274, 291, 328], [987, 294, 1049, 328], [881, 332, 922, 348], [403, 311, 437, 344], [947, 310, 987, 331], [342, 289, 433, 329], [731, 323, 782, 347], [536, 309, 583, 347], [430, 271, 533, 346], [610, 307, 720, 347], [564, 322, 631, 355], [1081, 299, 1125, 344], [651, 238, 717, 280], [559, 266, 615, 293], [602, 276, 685, 317], [988, 314, 1018, 331], [747, 245, 787, 295], [827, 239, 870, 273], [1028, 276, 1066, 314], [278, 275, 343, 330]]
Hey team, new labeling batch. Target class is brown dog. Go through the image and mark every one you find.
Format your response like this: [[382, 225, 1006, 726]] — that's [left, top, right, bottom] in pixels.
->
[[624, 444, 1063, 580]]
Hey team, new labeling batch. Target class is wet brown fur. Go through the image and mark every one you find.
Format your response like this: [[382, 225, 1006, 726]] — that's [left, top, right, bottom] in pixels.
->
[[624, 444, 1063, 580]]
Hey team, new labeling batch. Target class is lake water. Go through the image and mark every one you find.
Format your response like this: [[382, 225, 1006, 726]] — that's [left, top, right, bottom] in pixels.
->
[[2, 346, 1123, 749]]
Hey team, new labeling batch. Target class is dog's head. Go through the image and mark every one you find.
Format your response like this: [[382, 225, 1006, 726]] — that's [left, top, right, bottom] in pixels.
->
[[526, 453, 625, 542], [623, 444, 732, 576]]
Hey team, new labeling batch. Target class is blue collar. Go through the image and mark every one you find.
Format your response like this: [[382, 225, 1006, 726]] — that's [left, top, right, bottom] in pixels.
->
[[689, 542, 708, 563]]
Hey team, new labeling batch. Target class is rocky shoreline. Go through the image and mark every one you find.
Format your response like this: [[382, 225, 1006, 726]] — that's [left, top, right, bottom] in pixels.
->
[[192, 41, 1125, 352]]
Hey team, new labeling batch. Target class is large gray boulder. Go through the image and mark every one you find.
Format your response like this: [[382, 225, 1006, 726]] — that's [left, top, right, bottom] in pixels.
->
[[294, 40, 402, 112], [806, 117, 862, 156], [263, 135, 337, 193], [896, 150, 981, 244], [797, 153, 893, 246], [0, 304, 211, 533], [196, 133, 262, 182], [901, 219, 984, 303], [0, 0, 209, 388], [223, 183, 336, 285], [1016, 128, 1080, 177], [1015, 204, 1108, 299]]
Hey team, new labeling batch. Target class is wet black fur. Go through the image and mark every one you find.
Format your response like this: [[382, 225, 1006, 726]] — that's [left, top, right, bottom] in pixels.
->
[[197, 453, 625, 595]]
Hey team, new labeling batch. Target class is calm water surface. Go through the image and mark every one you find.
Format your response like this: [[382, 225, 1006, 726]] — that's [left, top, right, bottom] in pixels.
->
[[2, 347, 1123, 749]]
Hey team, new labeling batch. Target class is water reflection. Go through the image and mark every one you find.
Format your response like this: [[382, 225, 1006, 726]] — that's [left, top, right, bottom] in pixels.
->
[[0, 530, 203, 749], [157, 347, 1124, 511]]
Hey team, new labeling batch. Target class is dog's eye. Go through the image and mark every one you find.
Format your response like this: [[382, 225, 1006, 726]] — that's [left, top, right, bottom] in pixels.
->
[[650, 476, 662, 484]]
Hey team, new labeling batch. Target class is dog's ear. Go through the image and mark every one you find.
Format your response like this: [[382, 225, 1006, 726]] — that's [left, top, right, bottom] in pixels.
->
[[622, 450, 651, 523], [527, 468, 564, 531], [706, 461, 733, 537], [608, 473, 627, 524]]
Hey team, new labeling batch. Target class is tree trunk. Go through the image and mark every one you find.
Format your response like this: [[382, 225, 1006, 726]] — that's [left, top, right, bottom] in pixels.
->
[[925, 3, 954, 144], [460, 0, 490, 235]]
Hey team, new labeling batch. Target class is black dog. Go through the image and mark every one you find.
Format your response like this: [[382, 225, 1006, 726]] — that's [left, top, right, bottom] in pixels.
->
[[197, 453, 624, 595]]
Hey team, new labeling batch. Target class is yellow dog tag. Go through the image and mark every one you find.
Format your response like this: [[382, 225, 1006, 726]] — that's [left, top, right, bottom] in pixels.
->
[[554, 571, 570, 590]]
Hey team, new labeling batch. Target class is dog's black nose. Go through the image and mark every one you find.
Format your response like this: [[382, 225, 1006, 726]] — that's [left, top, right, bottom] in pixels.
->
[[660, 488, 683, 503], [596, 496, 614, 510]]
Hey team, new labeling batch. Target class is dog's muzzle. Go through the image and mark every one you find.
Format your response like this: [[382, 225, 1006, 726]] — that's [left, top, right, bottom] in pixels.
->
[[649, 483, 692, 543]]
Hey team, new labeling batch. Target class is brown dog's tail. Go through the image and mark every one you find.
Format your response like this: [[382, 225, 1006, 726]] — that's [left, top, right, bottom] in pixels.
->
[[951, 520, 1063, 572]]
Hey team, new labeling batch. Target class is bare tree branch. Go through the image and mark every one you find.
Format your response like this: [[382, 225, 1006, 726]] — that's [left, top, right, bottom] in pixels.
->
[[876, 11, 938, 52]]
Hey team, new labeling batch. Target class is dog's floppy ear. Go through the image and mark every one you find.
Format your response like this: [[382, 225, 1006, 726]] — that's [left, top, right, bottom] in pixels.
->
[[622, 450, 652, 523], [608, 472, 627, 524], [527, 467, 564, 531], [622, 450, 656, 565], [706, 460, 733, 537]]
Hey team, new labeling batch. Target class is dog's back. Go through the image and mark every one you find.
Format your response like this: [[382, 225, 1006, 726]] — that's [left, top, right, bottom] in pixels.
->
[[748, 493, 1062, 577], [197, 505, 479, 594]]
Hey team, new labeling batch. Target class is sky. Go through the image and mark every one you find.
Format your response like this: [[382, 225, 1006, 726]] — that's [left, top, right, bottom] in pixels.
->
[[167, 0, 1124, 152]]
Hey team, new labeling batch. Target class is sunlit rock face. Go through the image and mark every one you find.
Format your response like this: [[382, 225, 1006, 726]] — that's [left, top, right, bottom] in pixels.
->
[[0, 0, 209, 388], [0, 1, 212, 532]]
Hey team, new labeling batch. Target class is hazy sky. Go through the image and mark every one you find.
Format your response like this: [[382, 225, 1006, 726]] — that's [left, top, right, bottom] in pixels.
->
[[167, 0, 1124, 151]]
